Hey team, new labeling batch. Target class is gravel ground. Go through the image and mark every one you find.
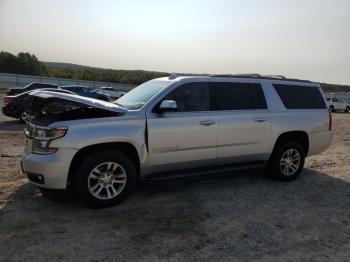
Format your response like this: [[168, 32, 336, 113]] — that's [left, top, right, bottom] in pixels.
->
[[0, 93, 349, 261]]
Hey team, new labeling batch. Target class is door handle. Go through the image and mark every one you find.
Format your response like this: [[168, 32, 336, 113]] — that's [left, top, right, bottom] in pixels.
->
[[200, 120, 215, 126], [254, 118, 267, 123]]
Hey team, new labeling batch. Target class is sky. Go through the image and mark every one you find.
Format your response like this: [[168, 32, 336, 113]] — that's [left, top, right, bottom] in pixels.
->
[[0, 0, 349, 84]]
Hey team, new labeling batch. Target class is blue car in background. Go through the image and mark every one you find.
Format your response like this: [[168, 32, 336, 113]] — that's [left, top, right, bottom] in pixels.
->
[[61, 85, 110, 101]]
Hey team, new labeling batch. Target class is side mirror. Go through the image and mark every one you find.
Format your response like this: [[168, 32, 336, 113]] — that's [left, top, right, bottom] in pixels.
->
[[158, 100, 177, 113]]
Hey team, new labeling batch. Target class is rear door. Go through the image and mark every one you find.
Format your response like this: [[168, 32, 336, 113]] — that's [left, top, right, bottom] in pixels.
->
[[210, 81, 270, 165]]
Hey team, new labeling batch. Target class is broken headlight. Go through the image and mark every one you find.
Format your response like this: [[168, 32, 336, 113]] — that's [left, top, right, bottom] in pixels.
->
[[24, 126, 67, 154]]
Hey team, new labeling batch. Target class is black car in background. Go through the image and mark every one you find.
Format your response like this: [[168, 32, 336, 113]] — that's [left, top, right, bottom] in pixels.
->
[[61, 85, 110, 101], [7, 82, 59, 96], [2, 88, 75, 123]]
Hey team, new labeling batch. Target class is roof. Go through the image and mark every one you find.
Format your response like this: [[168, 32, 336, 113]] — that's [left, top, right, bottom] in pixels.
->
[[61, 85, 89, 88], [28, 82, 59, 86], [163, 74, 314, 84]]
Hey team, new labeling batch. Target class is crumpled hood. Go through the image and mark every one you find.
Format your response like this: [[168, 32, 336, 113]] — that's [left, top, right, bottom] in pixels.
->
[[27, 90, 128, 126], [29, 90, 127, 113]]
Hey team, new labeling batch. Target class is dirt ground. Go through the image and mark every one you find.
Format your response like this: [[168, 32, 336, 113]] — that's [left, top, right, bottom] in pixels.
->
[[0, 93, 349, 262]]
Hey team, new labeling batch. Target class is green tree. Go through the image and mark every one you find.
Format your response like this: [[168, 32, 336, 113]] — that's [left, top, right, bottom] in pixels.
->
[[0, 51, 19, 73], [0, 51, 48, 76]]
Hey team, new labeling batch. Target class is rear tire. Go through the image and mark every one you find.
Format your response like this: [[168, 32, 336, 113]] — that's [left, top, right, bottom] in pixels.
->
[[267, 141, 305, 181], [19, 110, 26, 123], [345, 106, 350, 113], [329, 105, 335, 113], [73, 150, 137, 208], [19, 110, 33, 123]]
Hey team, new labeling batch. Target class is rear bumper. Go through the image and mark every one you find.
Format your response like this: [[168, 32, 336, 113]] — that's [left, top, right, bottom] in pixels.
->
[[21, 148, 78, 189], [308, 131, 332, 156]]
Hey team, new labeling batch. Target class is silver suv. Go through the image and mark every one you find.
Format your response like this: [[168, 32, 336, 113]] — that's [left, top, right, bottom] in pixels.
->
[[21, 75, 332, 207]]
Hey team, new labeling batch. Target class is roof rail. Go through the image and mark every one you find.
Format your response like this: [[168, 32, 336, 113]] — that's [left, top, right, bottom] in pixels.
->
[[211, 73, 262, 78], [263, 75, 286, 79], [210, 74, 312, 83]]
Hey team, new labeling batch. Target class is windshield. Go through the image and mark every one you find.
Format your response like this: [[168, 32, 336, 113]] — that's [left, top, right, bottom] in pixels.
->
[[116, 80, 172, 110]]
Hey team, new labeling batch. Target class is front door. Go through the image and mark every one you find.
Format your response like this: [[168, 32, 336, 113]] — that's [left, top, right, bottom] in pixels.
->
[[147, 82, 218, 174]]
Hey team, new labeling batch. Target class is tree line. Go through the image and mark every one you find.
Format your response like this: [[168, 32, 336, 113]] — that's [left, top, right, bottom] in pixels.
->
[[47, 67, 168, 85], [0, 50, 349, 91], [0, 51, 48, 76], [0, 51, 168, 85]]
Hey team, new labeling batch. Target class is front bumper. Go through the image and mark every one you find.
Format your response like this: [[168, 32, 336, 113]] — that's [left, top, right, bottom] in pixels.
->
[[21, 148, 78, 189]]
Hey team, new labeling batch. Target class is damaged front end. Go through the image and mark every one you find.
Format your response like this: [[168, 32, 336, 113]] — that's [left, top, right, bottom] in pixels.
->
[[26, 90, 127, 126]]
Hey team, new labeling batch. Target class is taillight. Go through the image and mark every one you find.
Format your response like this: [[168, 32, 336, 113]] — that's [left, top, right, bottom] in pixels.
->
[[329, 111, 332, 131], [4, 97, 12, 105]]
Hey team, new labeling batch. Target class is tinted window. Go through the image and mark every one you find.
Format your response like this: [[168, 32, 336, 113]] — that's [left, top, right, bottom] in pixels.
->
[[210, 82, 267, 110], [273, 84, 326, 109], [67, 87, 77, 92], [165, 82, 210, 112]]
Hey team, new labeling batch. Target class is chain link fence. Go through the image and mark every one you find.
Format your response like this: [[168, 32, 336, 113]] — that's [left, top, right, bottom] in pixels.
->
[[0, 72, 135, 92]]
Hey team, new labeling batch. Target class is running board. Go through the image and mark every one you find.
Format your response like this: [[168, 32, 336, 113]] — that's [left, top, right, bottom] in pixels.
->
[[145, 161, 266, 181]]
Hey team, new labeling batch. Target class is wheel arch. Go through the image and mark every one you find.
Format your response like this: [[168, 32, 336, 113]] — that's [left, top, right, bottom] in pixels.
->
[[67, 142, 141, 189], [272, 131, 309, 156]]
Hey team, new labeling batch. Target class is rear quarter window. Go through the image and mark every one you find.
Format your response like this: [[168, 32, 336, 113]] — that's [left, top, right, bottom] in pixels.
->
[[273, 84, 326, 109]]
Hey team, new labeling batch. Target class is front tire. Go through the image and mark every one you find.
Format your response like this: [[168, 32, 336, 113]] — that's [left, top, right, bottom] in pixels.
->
[[345, 106, 350, 113], [267, 141, 305, 181], [74, 150, 137, 208]]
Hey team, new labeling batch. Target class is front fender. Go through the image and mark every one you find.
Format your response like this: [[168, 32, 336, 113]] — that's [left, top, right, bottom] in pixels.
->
[[50, 117, 146, 159]]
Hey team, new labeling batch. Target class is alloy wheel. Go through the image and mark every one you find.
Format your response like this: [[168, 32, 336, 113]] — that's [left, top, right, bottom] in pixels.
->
[[280, 149, 301, 176], [21, 111, 34, 123], [87, 162, 127, 200]]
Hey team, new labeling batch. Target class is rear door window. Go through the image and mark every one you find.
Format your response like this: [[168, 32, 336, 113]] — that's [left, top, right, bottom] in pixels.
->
[[209, 82, 267, 110], [273, 84, 326, 109]]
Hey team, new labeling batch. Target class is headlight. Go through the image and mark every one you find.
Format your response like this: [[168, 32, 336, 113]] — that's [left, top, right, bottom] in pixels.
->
[[32, 127, 67, 139], [24, 126, 67, 154]]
